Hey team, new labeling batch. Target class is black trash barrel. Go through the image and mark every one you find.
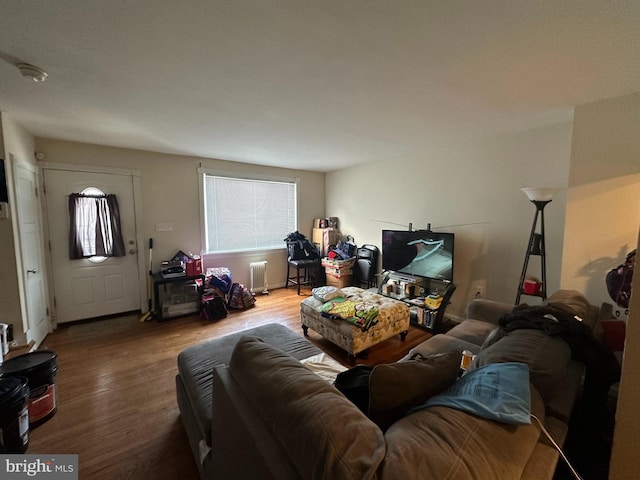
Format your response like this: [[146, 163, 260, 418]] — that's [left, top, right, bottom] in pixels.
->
[[0, 350, 58, 427], [0, 376, 30, 453]]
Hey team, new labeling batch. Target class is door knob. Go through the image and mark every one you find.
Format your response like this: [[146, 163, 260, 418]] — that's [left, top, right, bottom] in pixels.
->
[[129, 249, 136, 255], [27, 269, 38, 274]]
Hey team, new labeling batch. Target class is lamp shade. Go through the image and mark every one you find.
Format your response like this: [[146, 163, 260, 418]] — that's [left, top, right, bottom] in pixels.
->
[[520, 188, 559, 202]]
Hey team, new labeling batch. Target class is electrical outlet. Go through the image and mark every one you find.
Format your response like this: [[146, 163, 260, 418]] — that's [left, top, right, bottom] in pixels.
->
[[474, 285, 484, 298]]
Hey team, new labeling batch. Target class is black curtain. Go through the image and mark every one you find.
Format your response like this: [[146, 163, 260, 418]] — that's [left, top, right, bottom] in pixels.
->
[[68, 193, 126, 259]]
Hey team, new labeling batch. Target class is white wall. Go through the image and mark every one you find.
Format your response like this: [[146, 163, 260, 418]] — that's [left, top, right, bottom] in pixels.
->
[[34, 138, 326, 289], [1, 114, 37, 166], [0, 112, 37, 341], [561, 92, 640, 317], [325, 122, 573, 315]]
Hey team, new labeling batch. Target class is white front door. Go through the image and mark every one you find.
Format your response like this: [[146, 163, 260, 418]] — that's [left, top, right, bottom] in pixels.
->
[[14, 161, 49, 346], [43, 168, 141, 323]]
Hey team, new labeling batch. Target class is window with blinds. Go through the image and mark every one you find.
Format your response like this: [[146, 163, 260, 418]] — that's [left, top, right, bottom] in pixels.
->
[[203, 174, 297, 253]]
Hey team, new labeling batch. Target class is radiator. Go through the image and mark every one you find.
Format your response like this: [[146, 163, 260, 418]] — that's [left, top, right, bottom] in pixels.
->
[[250, 261, 268, 294]]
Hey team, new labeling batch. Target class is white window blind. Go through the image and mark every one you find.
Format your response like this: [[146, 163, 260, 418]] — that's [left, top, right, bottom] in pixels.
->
[[204, 175, 297, 253]]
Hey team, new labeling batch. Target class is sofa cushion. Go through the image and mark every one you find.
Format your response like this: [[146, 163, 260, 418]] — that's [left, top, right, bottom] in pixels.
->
[[228, 336, 386, 480], [381, 386, 546, 480], [470, 329, 572, 405], [466, 298, 515, 324], [400, 333, 480, 362], [446, 319, 500, 346], [368, 351, 461, 431]]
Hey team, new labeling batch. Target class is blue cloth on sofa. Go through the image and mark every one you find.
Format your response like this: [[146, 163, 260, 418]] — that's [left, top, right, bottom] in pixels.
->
[[409, 362, 531, 425]]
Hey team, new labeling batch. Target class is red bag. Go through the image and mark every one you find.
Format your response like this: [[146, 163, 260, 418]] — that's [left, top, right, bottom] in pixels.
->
[[186, 257, 202, 276]]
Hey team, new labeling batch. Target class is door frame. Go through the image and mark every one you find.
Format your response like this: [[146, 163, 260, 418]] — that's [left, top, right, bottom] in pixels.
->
[[40, 162, 147, 325]]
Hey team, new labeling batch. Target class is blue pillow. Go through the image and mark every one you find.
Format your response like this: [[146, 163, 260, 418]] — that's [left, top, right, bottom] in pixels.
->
[[409, 362, 531, 425]]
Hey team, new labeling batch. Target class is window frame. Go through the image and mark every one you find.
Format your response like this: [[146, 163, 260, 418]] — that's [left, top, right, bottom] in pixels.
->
[[198, 168, 299, 254]]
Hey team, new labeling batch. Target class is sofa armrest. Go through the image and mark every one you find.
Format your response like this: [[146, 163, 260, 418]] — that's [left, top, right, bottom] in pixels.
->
[[465, 299, 515, 325], [443, 312, 465, 326], [226, 336, 386, 480], [212, 367, 295, 480]]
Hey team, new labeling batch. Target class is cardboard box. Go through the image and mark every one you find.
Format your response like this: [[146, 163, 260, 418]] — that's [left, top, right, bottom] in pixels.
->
[[321, 257, 355, 269], [323, 257, 354, 278], [313, 227, 339, 256], [325, 274, 352, 289], [325, 268, 353, 278], [312, 227, 323, 246], [313, 217, 339, 229]]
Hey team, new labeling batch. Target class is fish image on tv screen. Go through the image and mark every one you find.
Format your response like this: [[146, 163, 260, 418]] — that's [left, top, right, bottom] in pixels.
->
[[382, 230, 454, 282]]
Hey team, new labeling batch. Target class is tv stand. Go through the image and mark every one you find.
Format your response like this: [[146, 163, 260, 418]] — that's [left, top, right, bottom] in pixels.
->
[[378, 272, 456, 333]]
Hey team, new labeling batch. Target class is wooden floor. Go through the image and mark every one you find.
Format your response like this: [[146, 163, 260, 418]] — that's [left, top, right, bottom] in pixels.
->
[[29, 286, 431, 480]]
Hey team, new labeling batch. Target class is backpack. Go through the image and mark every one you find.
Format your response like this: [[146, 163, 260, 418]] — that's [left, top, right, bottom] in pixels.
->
[[284, 231, 320, 260], [333, 365, 373, 414], [201, 293, 228, 321], [606, 249, 635, 309], [227, 283, 256, 309]]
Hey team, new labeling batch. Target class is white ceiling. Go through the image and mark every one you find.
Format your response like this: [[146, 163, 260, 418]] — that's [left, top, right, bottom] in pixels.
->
[[1, 1, 640, 172]]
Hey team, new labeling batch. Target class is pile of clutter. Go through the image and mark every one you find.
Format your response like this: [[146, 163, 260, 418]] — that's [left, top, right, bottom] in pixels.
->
[[160, 251, 203, 278]]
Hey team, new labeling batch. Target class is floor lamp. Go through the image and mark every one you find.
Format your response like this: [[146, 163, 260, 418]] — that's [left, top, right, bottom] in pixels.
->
[[516, 188, 557, 305]]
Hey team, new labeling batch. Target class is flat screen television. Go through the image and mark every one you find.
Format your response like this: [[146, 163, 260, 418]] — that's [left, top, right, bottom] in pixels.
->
[[382, 229, 454, 283]]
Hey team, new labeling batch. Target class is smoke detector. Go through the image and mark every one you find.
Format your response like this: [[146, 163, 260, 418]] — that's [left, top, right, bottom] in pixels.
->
[[16, 62, 48, 82]]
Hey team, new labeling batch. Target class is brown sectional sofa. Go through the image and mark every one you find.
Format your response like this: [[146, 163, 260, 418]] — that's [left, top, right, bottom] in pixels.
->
[[177, 289, 615, 479], [399, 289, 612, 479]]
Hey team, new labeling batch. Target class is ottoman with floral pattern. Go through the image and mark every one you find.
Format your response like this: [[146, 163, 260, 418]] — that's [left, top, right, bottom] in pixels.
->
[[300, 286, 410, 362]]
